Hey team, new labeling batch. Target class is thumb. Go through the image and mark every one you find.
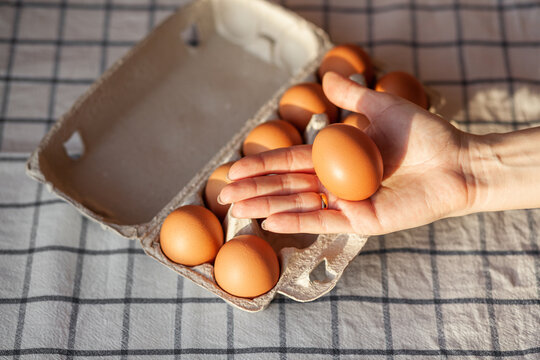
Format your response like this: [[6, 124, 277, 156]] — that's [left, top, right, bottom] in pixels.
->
[[322, 71, 399, 122]]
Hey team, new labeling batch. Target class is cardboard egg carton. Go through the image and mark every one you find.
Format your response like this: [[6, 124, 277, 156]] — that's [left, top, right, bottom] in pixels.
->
[[26, 0, 370, 312]]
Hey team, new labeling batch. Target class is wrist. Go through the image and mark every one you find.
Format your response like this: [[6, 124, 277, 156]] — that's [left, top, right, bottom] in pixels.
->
[[459, 132, 500, 215], [461, 127, 540, 215]]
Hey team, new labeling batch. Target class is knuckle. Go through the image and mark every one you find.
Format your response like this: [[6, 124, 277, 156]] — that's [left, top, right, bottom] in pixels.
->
[[316, 211, 327, 232], [263, 196, 273, 214], [294, 193, 305, 210], [278, 174, 289, 192], [254, 153, 267, 172], [248, 177, 260, 196], [284, 147, 295, 169]]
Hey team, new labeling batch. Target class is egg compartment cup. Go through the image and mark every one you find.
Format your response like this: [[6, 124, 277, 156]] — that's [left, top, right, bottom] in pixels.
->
[[26, 0, 368, 312]]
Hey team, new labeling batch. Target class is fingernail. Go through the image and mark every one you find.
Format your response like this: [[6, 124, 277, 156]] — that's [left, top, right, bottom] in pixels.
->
[[226, 171, 238, 182], [229, 204, 237, 218], [261, 220, 268, 231], [217, 195, 225, 205]]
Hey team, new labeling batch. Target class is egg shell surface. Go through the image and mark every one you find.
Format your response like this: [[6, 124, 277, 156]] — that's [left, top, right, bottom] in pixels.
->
[[214, 235, 280, 298], [278, 83, 338, 132], [312, 124, 383, 201], [242, 119, 302, 156], [318, 44, 375, 87], [204, 162, 234, 220], [160, 205, 224, 266], [375, 71, 429, 109]]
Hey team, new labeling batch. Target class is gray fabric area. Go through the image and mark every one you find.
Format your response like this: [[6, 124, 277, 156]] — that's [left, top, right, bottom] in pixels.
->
[[1, 0, 539, 358]]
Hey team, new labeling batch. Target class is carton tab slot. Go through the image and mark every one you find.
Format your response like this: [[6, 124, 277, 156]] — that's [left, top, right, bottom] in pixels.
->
[[309, 259, 335, 283], [63, 130, 84, 160]]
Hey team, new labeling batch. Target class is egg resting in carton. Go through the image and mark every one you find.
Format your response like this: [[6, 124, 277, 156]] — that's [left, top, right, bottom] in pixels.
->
[[25, 0, 444, 312]]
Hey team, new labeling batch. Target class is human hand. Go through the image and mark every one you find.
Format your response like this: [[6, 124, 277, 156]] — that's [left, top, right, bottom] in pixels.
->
[[217, 72, 535, 235]]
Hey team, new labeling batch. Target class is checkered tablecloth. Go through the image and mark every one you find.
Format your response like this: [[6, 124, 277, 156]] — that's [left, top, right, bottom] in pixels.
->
[[1, 0, 539, 358]]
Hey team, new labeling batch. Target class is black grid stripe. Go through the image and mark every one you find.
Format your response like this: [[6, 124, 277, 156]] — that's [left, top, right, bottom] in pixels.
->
[[2, 73, 539, 87], [0, 346, 540, 357], [1, 0, 540, 12], [1, 346, 540, 357], [478, 213, 501, 354], [45, 0, 67, 130], [0, 38, 137, 46], [8, 37, 540, 48], [0, 1, 178, 12], [148, 0, 156, 30], [12, 183, 43, 359], [174, 276, 184, 360], [12, 0, 68, 354], [99, 0, 112, 75], [410, 0, 419, 78], [429, 224, 447, 355], [120, 240, 135, 358], [0, 198, 65, 208], [66, 217, 88, 360], [528, 211, 540, 298], [496, 0, 518, 128], [453, 1, 470, 130], [379, 236, 394, 360], [330, 287, 340, 360], [0, 75, 95, 84], [0, 0, 22, 151], [281, 2, 540, 13], [227, 305, 234, 360], [322, 0, 329, 34], [1, 294, 539, 306], [4, 117, 540, 127], [278, 295, 287, 360], [1, 244, 539, 257]]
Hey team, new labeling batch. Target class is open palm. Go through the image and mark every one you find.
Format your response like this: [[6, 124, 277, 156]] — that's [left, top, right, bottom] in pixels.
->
[[219, 72, 473, 235]]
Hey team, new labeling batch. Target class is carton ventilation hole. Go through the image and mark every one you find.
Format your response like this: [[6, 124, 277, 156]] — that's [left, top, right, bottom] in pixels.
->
[[181, 23, 200, 48], [63, 131, 84, 160], [309, 259, 333, 283]]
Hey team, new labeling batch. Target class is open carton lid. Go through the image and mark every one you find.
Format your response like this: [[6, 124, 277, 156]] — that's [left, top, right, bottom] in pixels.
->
[[26, 0, 331, 239]]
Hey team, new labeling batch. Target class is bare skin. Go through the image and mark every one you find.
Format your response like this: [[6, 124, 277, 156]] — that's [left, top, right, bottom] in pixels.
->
[[218, 72, 540, 235]]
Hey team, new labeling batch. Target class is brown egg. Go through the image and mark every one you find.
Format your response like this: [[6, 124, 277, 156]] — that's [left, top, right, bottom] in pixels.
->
[[204, 162, 234, 220], [318, 44, 374, 87], [278, 83, 338, 132], [342, 112, 370, 130], [214, 235, 280, 298], [375, 71, 429, 109], [243, 119, 302, 156], [160, 205, 223, 266], [312, 124, 383, 201]]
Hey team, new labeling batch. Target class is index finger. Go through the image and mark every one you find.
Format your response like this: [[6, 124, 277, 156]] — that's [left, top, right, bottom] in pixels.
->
[[228, 145, 314, 181]]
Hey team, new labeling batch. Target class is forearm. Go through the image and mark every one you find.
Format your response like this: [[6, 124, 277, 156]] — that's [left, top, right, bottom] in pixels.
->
[[464, 126, 540, 214]]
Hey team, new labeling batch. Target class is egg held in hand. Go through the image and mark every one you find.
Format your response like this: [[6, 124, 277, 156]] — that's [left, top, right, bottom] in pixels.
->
[[204, 162, 234, 220], [312, 124, 383, 201], [375, 71, 429, 109], [242, 119, 302, 156], [279, 82, 338, 132], [214, 235, 280, 298], [160, 205, 224, 266]]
